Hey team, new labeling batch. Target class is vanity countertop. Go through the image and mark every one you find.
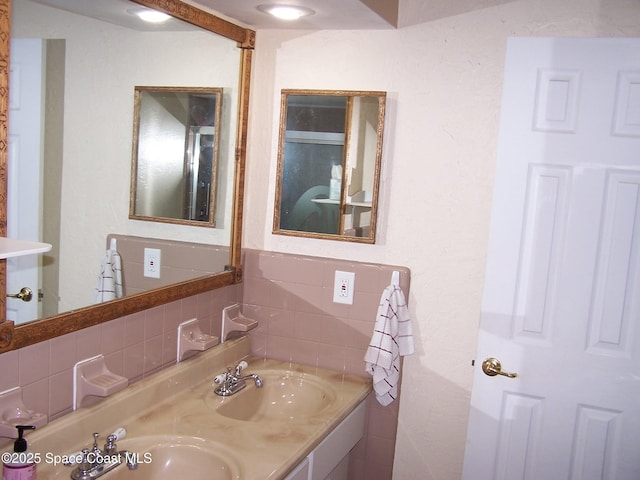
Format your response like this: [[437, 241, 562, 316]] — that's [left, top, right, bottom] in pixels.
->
[[7, 336, 371, 479]]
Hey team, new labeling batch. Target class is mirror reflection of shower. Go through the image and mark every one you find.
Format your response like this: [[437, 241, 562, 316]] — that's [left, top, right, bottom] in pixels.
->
[[186, 126, 214, 221]]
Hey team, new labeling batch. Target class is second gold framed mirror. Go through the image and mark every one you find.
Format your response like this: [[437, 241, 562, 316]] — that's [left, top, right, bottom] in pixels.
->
[[273, 89, 386, 243]]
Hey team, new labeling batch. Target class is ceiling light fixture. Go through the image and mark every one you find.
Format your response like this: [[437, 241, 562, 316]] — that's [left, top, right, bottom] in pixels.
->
[[257, 4, 315, 21], [131, 9, 171, 24]]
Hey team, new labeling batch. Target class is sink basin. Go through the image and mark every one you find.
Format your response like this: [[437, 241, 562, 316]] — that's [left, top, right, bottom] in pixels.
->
[[102, 436, 241, 480], [211, 370, 337, 422]]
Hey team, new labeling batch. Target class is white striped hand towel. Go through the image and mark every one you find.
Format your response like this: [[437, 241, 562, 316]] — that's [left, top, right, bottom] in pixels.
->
[[93, 248, 123, 303], [364, 284, 414, 406]]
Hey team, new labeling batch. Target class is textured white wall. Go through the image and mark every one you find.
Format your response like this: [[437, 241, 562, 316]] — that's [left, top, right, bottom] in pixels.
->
[[243, 0, 640, 478]]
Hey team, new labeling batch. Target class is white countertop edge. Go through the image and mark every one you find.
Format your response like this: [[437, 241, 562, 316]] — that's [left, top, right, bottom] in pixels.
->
[[0, 237, 52, 259]]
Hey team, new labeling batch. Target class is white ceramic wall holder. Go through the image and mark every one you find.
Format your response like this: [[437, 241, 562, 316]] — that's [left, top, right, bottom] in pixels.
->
[[222, 303, 258, 342], [176, 318, 219, 363], [73, 354, 128, 410], [0, 387, 47, 438]]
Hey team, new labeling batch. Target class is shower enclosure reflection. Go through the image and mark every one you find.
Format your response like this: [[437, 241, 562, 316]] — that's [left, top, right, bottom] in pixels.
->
[[130, 87, 223, 226], [273, 89, 386, 243]]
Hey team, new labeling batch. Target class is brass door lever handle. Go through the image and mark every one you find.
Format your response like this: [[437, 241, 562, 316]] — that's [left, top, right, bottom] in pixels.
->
[[482, 357, 518, 378], [7, 286, 33, 302]]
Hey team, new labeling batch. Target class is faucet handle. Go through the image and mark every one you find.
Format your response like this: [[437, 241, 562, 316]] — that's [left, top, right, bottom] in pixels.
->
[[109, 427, 127, 441], [213, 372, 228, 384], [78, 448, 92, 472], [234, 360, 248, 375]]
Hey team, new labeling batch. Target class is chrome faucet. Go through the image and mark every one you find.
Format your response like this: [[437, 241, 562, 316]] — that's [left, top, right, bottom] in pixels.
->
[[213, 361, 263, 396], [68, 432, 138, 480]]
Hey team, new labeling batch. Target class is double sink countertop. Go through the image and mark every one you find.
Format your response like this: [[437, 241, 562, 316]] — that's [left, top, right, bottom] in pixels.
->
[[4, 336, 371, 479]]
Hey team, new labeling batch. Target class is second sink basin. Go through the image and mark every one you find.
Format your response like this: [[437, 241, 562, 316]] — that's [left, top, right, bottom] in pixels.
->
[[104, 436, 241, 480], [211, 370, 337, 422]]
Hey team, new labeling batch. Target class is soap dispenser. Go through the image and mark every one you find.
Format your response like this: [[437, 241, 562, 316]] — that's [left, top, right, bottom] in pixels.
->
[[2, 425, 37, 480]]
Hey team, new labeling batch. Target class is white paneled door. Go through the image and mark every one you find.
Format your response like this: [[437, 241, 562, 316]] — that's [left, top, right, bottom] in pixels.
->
[[463, 38, 640, 480], [7, 39, 44, 323]]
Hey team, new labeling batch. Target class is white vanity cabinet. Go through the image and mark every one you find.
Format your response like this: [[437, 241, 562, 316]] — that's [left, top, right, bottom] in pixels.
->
[[284, 456, 311, 480], [284, 399, 367, 480]]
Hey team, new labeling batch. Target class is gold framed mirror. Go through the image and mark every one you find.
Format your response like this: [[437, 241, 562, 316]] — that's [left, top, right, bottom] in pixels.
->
[[130, 86, 223, 226], [0, 0, 254, 353], [273, 89, 386, 243]]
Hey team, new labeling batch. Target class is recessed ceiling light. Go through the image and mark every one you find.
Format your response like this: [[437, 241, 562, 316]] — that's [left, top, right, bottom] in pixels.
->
[[130, 9, 171, 24], [257, 4, 315, 21]]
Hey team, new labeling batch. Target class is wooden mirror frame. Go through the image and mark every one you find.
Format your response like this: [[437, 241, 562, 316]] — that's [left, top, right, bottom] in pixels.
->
[[0, 0, 255, 353]]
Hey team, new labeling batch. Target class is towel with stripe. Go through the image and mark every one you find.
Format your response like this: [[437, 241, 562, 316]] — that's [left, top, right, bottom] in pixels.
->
[[93, 242, 123, 303], [364, 284, 414, 406]]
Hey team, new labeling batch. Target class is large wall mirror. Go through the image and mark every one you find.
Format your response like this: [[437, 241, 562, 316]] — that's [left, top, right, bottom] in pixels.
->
[[273, 89, 386, 243], [0, 0, 254, 352]]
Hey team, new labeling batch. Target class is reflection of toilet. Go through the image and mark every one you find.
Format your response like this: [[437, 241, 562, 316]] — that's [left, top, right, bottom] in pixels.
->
[[289, 185, 339, 234]]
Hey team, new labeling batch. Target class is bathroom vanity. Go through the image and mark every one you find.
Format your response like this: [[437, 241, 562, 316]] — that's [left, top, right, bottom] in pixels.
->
[[1, 336, 371, 479]]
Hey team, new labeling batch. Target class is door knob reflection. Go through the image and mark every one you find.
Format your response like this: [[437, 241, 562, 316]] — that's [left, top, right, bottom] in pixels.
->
[[7, 286, 33, 302]]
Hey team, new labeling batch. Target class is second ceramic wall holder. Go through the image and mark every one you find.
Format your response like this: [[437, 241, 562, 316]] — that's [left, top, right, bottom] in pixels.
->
[[177, 318, 219, 363], [0, 387, 47, 438], [73, 354, 128, 410], [222, 303, 258, 342]]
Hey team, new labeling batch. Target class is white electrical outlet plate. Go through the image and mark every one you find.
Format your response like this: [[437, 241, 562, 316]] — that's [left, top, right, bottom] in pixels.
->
[[143, 248, 161, 278], [333, 270, 355, 305]]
